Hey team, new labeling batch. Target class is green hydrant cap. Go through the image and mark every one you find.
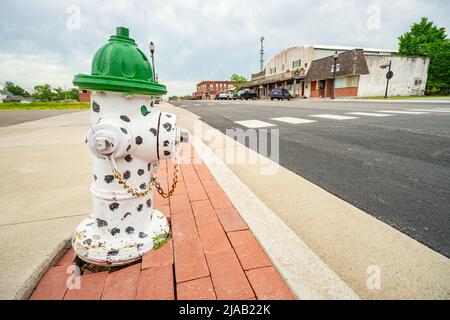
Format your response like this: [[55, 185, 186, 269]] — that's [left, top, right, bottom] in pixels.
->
[[73, 27, 167, 96]]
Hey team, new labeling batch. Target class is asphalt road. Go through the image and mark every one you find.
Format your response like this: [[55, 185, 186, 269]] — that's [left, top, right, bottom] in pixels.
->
[[0, 110, 84, 127], [172, 99, 450, 257]]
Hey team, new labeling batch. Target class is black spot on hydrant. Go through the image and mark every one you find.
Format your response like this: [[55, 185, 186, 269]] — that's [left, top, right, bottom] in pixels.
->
[[146, 199, 152, 208], [126, 145, 131, 152], [126, 227, 135, 234], [120, 115, 130, 122], [109, 202, 119, 211], [93, 174, 97, 181], [163, 140, 170, 147], [123, 170, 131, 179], [140, 183, 146, 190], [163, 122, 172, 132], [164, 151, 171, 156], [139, 232, 148, 239], [111, 228, 120, 236], [138, 169, 144, 176], [96, 218, 108, 228], [137, 204, 143, 212], [135, 136, 143, 145], [149, 128, 157, 136], [120, 127, 128, 134], [107, 249, 119, 256], [104, 175, 114, 183], [124, 155, 133, 162], [123, 212, 131, 219], [83, 239, 92, 245], [92, 101, 100, 112]]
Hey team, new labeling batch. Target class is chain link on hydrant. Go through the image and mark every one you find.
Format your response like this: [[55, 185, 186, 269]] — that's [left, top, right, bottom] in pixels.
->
[[71, 26, 188, 266]]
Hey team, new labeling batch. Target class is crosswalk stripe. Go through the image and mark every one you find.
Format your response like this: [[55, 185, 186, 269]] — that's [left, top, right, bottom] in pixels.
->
[[234, 120, 276, 128], [410, 109, 450, 113], [310, 114, 358, 120], [271, 117, 317, 124], [377, 110, 427, 114], [347, 112, 394, 117]]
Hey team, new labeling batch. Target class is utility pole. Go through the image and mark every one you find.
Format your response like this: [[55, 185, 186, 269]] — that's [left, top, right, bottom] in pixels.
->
[[260, 36, 264, 72]]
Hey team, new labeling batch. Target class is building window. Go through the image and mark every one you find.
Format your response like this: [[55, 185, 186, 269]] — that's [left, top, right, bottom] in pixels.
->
[[292, 59, 301, 69]]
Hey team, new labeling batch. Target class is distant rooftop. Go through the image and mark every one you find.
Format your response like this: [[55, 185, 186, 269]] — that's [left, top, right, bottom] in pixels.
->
[[309, 44, 397, 54]]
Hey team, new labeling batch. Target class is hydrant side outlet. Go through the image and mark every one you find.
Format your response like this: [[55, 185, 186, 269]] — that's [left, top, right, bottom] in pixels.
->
[[71, 27, 184, 266]]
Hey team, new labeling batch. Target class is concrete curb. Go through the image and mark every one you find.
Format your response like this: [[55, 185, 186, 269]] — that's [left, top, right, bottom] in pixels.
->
[[16, 238, 71, 300], [190, 134, 359, 300]]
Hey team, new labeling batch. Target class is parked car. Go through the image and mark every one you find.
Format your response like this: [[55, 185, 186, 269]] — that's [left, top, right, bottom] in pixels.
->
[[240, 89, 257, 100], [233, 91, 242, 100], [270, 88, 291, 101], [226, 91, 234, 100], [218, 92, 228, 100]]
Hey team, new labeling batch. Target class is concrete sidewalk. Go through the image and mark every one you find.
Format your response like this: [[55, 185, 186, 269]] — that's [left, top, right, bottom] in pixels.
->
[[0, 111, 92, 299]]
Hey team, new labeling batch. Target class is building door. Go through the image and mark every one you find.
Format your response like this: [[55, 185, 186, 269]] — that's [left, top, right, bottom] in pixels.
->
[[319, 80, 326, 97]]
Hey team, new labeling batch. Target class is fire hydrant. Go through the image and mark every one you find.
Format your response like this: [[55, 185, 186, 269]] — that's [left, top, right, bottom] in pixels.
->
[[72, 27, 187, 266]]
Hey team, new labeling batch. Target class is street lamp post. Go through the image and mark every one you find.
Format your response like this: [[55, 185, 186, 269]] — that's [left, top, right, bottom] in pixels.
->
[[149, 41, 156, 82], [331, 51, 338, 100]]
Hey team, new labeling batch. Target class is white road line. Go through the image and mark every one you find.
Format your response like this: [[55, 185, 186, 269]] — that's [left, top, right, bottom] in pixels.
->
[[271, 117, 317, 124], [310, 114, 358, 120], [179, 104, 188, 107], [347, 112, 394, 117], [193, 104, 201, 106], [234, 120, 276, 128], [377, 110, 428, 114], [410, 109, 450, 113]]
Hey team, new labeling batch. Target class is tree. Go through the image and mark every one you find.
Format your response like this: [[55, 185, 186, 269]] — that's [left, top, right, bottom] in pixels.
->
[[4, 81, 30, 97], [398, 17, 450, 94], [230, 74, 248, 92], [33, 84, 54, 101]]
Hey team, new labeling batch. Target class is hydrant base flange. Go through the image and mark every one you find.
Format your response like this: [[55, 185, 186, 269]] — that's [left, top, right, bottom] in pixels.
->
[[72, 209, 169, 266]]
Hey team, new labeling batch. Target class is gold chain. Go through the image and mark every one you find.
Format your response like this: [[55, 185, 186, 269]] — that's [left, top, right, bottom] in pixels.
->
[[112, 168, 154, 197], [151, 164, 179, 199], [111, 163, 180, 199]]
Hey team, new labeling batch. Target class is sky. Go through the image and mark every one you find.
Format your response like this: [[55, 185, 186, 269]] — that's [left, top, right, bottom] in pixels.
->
[[0, 0, 449, 96]]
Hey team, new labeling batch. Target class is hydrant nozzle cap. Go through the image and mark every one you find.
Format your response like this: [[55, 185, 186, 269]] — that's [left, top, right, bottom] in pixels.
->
[[73, 26, 167, 97]]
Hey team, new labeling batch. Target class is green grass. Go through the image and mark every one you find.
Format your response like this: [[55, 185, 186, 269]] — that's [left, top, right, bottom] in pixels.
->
[[0, 101, 90, 110], [358, 95, 450, 100]]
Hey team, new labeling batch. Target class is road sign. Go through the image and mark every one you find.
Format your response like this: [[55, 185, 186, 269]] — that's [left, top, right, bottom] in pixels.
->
[[386, 71, 394, 80]]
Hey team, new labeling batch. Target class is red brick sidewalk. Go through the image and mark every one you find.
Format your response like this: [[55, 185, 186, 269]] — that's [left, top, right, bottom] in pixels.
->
[[30, 144, 295, 300]]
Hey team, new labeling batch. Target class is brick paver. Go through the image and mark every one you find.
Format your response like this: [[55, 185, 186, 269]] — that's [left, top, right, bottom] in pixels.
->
[[177, 276, 216, 300], [28, 145, 295, 300], [246, 267, 296, 300], [64, 271, 108, 300]]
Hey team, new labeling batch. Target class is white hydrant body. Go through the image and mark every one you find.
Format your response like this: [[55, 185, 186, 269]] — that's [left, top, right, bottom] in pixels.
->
[[72, 27, 184, 266]]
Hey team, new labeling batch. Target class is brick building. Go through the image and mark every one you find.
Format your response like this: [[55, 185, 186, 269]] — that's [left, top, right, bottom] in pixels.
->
[[193, 81, 236, 100], [79, 90, 91, 102], [241, 45, 429, 98]]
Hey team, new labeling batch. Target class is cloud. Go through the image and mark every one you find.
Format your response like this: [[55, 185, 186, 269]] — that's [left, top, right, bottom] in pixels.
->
[[0, 0, 449, 96]]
